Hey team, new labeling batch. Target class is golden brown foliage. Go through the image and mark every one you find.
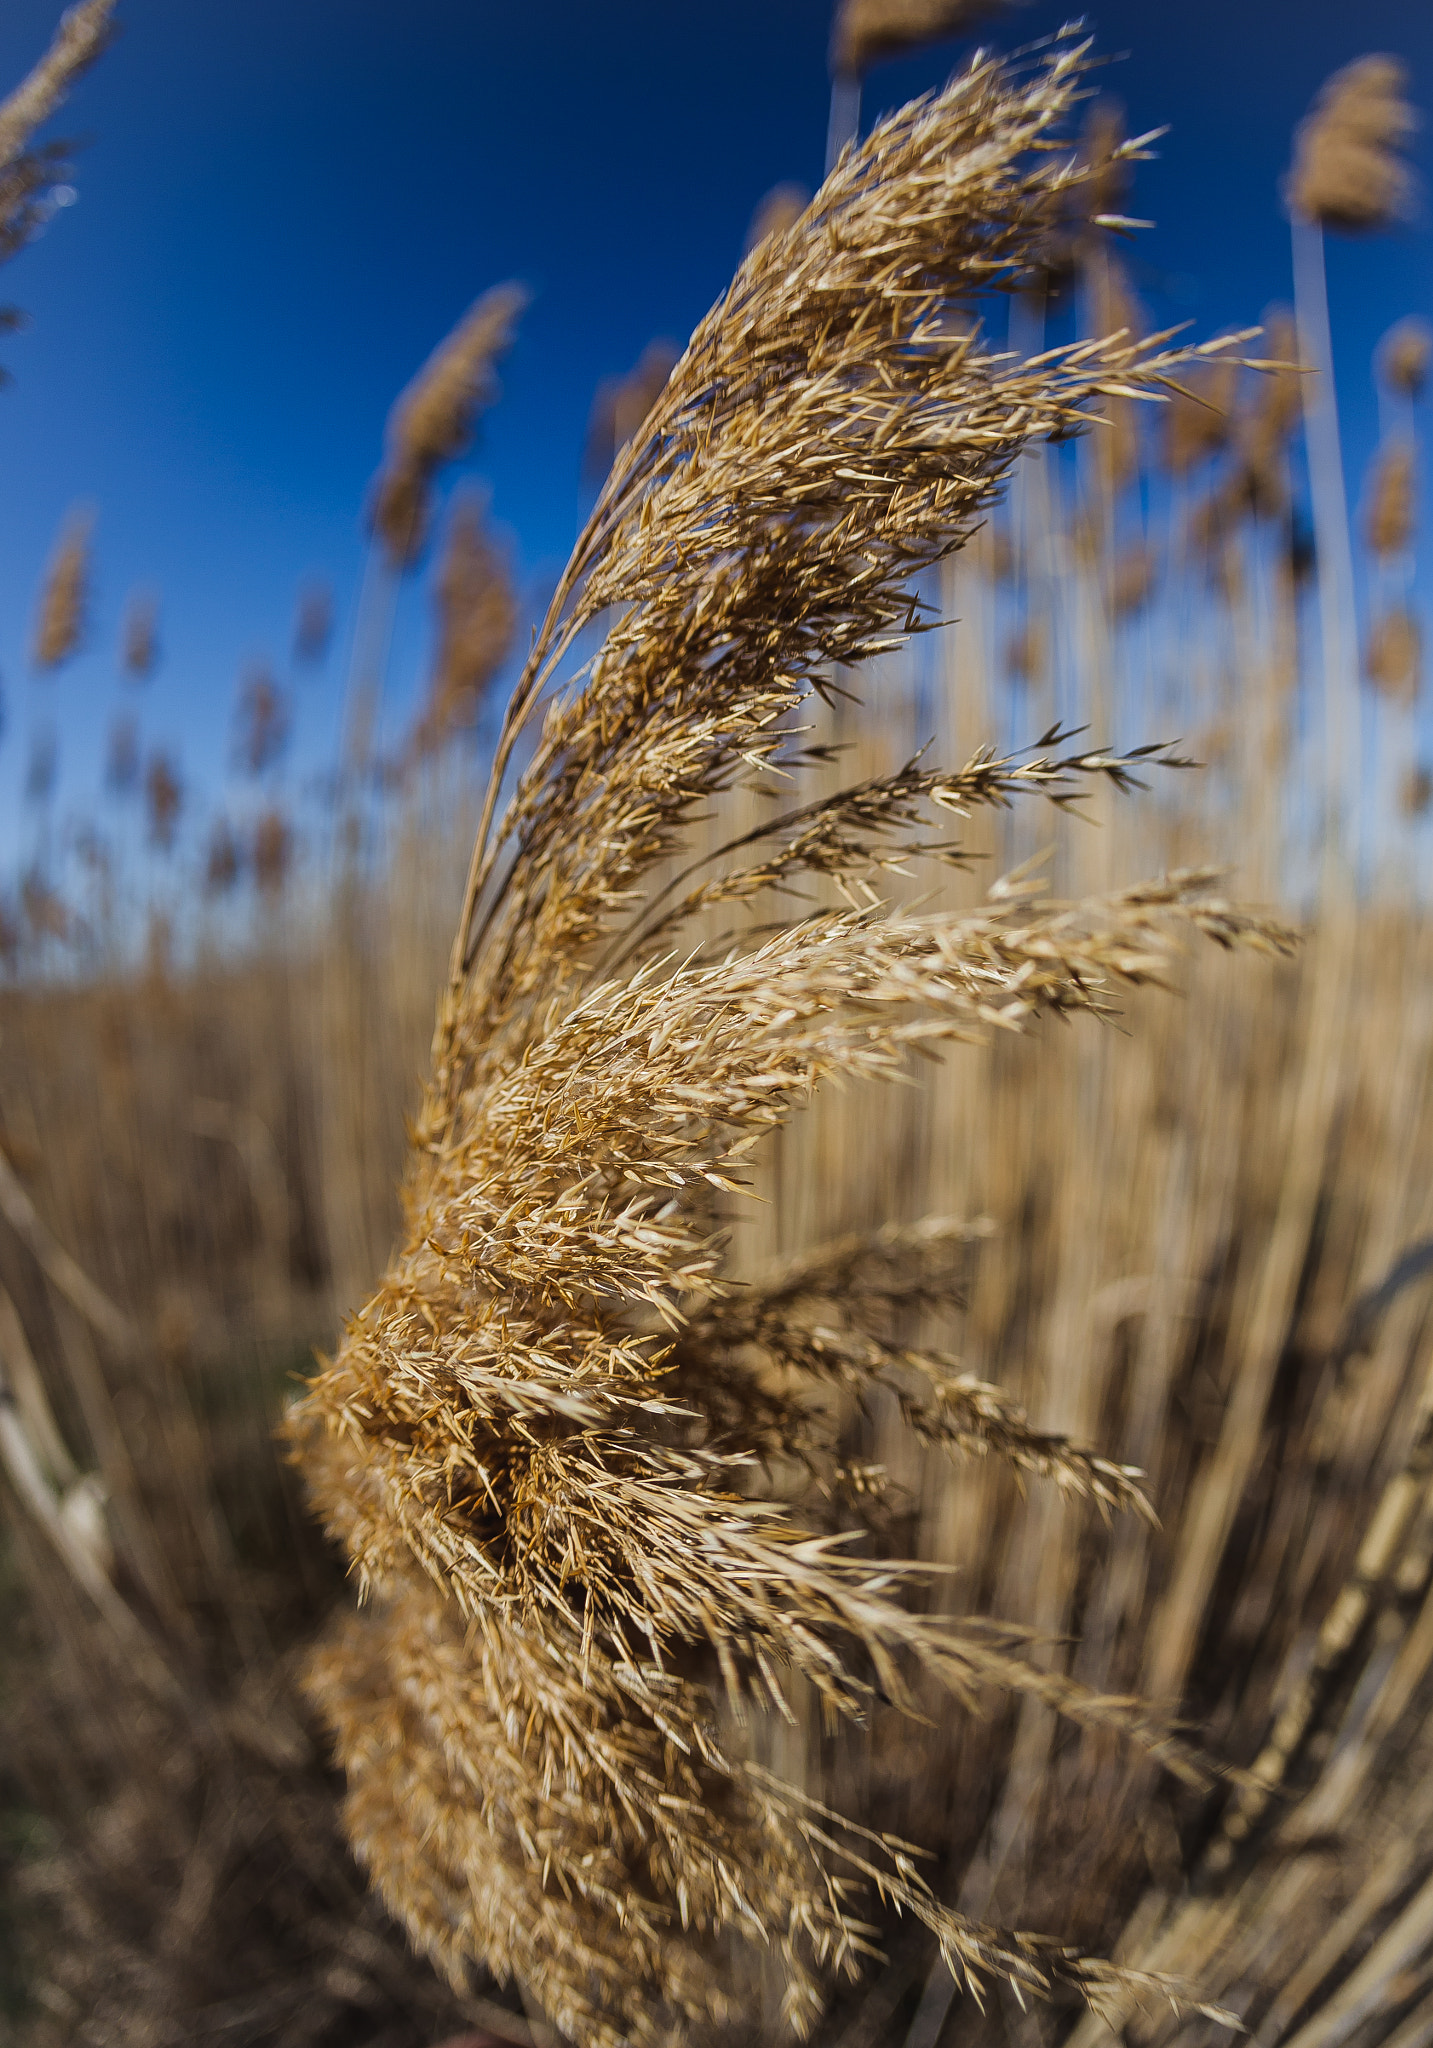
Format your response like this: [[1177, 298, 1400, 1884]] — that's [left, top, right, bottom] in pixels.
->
[[0, 0, 114, 267], [370, 284, 527, 568], [31, 507, 90, 670], [143, 750, 182, 853], [409, 494, 517, 758], [1364, 440, 1417, 558], [1286, 54, 1419, 233], [1378, 314, 1432, 400], [1365, 606, 1422, 706], [120, 589, 159, 682], [582, 339, 678, 486], [292, 39, 1284, 2047]]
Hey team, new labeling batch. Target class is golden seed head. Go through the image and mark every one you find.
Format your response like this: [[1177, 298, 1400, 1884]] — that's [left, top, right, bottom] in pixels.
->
[[234, 665, 291, 778], [144, 750, 182, 852], [252, 809, 292, 898], [370, 282, 527, 568], [120, 589, 159, 681], [1286, 54, 1418, 233], [1365, 606, 1422, 706], [203, 816, 242, 898], [744, 181, 810, 255], [1363, 441, 1416, 557], [410, 493, 517, 759], [830, 0, 1009, 77], [582, 338, 678, 486], [1378, 315, 1432, 401], [32, 507, 91, 670], [1401, 762, 1433, 816]]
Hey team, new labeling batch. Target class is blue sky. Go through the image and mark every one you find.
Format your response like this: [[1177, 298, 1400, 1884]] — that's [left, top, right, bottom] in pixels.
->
[[0, 0, 1429, 884]]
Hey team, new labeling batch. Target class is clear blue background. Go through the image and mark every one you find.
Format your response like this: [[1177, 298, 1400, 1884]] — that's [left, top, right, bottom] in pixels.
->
[[0, 0, 1428, 878]]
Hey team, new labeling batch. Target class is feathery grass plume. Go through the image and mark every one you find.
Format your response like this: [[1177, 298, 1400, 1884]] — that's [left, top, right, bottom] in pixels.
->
[[32, 505, 91, 670], [252, 808, 293, 898], [1231, 306, 1302, 514], [1286, 55, 1419, 234], [294, 576, 333, 664], [143, 749, 181, 852], [234, 662, 291, 777], [1379, 314, 1432, 401], [203, 815, 242, 898], [103, 710, 137, 795], [0, 893, 18, 969], [744, 182, 811, 255], [0, 0, 114, 271], [830, 0, 1010, 78], [408, 491, 517, 760], [370, 283, 528, 568], [1163, 356, 1238, 477], [582, 339, 678, 487], [292, 37, 1286, 2044], [1363, 439, 1416, 558], [120, 589, 159, 681], [1365, 606, 1422, 705]]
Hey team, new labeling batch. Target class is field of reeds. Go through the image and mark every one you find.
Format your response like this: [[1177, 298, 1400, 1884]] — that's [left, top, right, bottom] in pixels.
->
[[2, 7, 1432, 2048]]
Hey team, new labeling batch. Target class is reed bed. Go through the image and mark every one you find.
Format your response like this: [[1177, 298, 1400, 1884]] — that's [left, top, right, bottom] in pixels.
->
[[2, 13, 1432, 2048]]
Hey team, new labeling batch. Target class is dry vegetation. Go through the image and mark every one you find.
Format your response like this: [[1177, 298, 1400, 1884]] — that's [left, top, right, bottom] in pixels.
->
[[2, 11, 1433, 2048]]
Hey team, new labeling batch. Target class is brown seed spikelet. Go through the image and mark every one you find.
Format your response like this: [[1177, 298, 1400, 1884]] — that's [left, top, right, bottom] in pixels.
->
[[1164, 355, 1239, 478], [1286, 54, 1419, 234], [0, 0, 114, 269], [121, 589, 159, 681], [252, 809, 292, 898], [234, 664, 291, 777], [291, 38, 1280, 2046], [1401, 762, 1432, 816], [203, 816, 242, 898], [1363, 440, 1416, 557], [1378, 315, 1432, 400], [32, 506, 91, 670], [370, 283, 528, 568], [744, 181, 811, 254], [294, 577, 333, 664], [582, 339, 678, 487], [411, 493, 517, 758], [1365, 606, 1422, 706], [144, 750, 182, 853], [830, 0, 1010, 78]]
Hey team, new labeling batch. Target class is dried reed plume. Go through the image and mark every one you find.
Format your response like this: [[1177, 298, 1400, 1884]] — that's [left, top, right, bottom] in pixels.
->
[[1164, 356, 1238, 478], [1286, 55, 1419, 234], [121, 589, 159, 681], [830, 0, 1010, 78], [143, 749, 182, 852], [294, 577, 334, 664], [252, 807, 293, 898], [582, 339, 678, 486], [370, 283, 528, 567], [1364, 440, 1416, 557], [0, 0, 114, 267], [745, 182, 811, 255], [410, 493, 516, 758], [235, 663, 291, 777], [1365, 606, 1422, 705], [32, 506, 91, 670], [1379, 314, 1432, 401], [203, 815, 242, 897], [293, 38, 1287, 2047]]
